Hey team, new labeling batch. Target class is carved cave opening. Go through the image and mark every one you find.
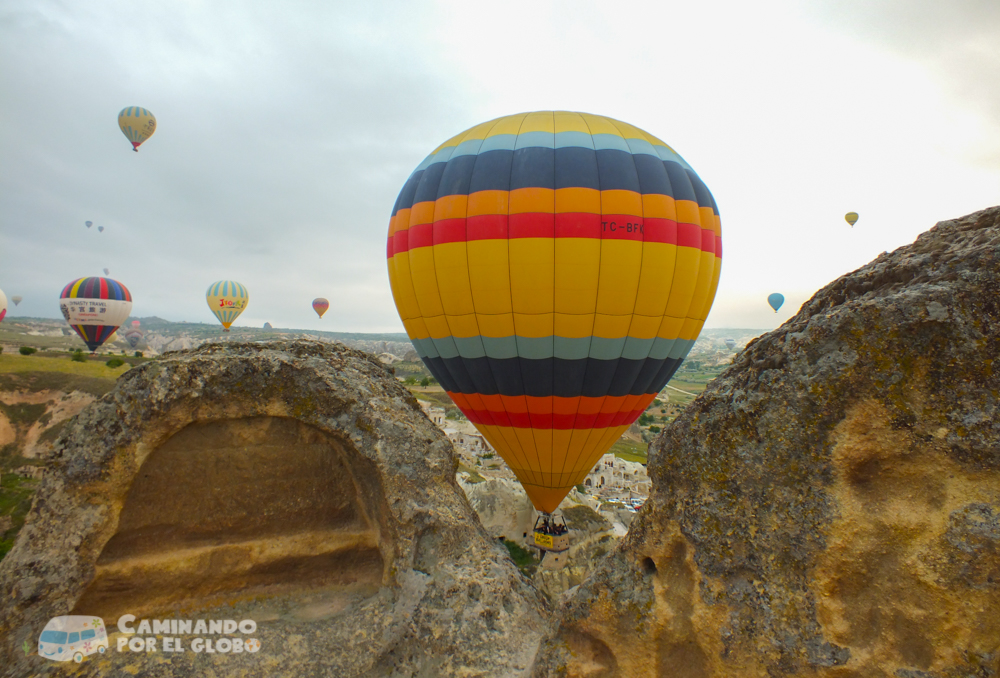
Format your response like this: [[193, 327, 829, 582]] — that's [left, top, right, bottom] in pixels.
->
[[74, 416, 388, 618]]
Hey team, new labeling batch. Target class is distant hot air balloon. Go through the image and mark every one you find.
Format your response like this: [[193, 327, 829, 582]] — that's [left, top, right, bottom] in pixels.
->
[[125, 328, 143, 348], [0, 288, 7, 323], [387, 111, 722, 516], [85, 221, 93, 229], [725, 338, 736, 350], [845, 212, 859, 227], [767, 293, 784, 313], [12, 295, 22, 306], [59, 277, 133, 352], [206, 280, 249, 331], [98, 226, 105, 233], [103, 268, 110, 275], [107, 330, 119, 343], [312, 298, 330, 319], [263, 322, 273, 329], [118, 107, 157, 152], [131, 320, 141, 328]]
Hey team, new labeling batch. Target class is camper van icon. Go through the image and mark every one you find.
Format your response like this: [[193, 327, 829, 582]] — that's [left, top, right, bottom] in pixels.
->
[[38, 616, 108, 663]]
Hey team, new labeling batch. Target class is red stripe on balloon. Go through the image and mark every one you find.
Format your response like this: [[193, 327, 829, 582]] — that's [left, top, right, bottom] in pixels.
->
[[462, 406, 647, 430], [386, 217, 716, 256]]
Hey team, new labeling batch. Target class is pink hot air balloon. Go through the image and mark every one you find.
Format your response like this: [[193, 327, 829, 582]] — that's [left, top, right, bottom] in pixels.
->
[[312, 298, 330, 319], [131, 320, 141, 328]]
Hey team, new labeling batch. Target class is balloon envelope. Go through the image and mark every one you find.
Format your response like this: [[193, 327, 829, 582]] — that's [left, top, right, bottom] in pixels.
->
[[767, 293, 784, 312], [125, 328, 143, 348], [98, 226, 104, 233], [118, 106, 156, 151], [85, 221, 93, 228], [725, 338, 736, 349], [11, 295, 22, 306], [59, 277, 133, 351], [103, 268, 110, 275], [312, 298, 330, 318], [206, 280, 249, 330], [845, 212, 859, 226], [387, 111, 723, 513], [131, 320, 141, 328], [263, 322, 273, 329], [0, 289, 6, 323]]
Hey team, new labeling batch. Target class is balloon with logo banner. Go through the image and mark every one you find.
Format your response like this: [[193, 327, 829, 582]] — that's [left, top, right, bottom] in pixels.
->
[[59, 277, 133, 352], [118, 106, 157, 152], [206, 280, 249, 331], [387, 111, 722, 514], [312, 298, 330, 319]]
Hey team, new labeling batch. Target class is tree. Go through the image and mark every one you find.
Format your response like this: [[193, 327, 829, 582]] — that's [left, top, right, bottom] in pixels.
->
[[18, 347, 37, 355]]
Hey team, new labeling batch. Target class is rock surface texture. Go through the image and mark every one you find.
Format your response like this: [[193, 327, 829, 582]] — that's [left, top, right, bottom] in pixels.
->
[[0, 340, 549, 677], [533, 207, 1000, 677]]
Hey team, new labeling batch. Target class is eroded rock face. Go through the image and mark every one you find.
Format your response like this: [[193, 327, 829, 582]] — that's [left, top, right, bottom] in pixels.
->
[[534, 207, 1000, 677], [0, 340, 549, 677]]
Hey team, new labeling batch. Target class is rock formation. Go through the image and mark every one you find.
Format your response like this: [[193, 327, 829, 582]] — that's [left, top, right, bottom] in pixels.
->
[[0, 340, 549, 677], [533, 207, 1000, 676]]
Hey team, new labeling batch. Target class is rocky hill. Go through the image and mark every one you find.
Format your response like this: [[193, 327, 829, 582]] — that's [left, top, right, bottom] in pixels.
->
[[0, 341, 550, 677], [533, 206, 1000, 676]]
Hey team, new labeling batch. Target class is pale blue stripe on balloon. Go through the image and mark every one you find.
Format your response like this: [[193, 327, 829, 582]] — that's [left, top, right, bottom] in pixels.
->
[[622, 336, 656, 360], [411, 337, 438, 359], [553, 131, 595, 150], [668, 338, 695, 360], [514, 131, 555, 150], [515, 336, 554, 360], [479, 134, 517, 153], [647, 337, 677, 360], [553, 336, 592, 360], [430, 335, 459, 360], [589, 336, 626, 360], [453, 335, 487, 359], [624, 137, 660, 157], [655, 145, 691, 169], [591, 134, 631, 152], [451, 138, 485, 158], [481, 336, 518, 359]]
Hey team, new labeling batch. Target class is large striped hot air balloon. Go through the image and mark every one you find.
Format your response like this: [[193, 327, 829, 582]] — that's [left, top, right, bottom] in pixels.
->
[[386, 111, 722, 514], [312, 298, 330, 319], [59, 277, 133, 352], [0, 288, 7, 323], [206, 280, 249, 331], [118, 107, 157, 152]]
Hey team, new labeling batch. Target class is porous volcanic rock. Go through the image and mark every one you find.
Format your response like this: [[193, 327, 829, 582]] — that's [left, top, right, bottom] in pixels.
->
[[534, 207, 1000, 677], [0, 340, 550, 677]]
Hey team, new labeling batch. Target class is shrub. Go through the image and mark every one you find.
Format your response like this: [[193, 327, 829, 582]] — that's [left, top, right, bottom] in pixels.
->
[[648, 425, 661, 433], [0, 346, 4, 354], [105, 358, 125, 368], [71, 350, 87, 363], [637, 413, 653, 426], [419, 377, 430, 387], [134, 351, 143, 358], [18, 347, 37, 356]]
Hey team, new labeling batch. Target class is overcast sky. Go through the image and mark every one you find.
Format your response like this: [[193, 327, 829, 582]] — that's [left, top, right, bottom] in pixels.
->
[[1, 0, 997, 333]]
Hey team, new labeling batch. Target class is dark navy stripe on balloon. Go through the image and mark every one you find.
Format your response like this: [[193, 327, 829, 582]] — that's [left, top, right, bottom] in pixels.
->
[[420, 355, 684, 398]]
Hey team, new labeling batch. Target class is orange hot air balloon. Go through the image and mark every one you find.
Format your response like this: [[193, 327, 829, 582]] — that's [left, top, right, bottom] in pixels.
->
[[312, 298, 330, 319], [386, 112, 722, 515]]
